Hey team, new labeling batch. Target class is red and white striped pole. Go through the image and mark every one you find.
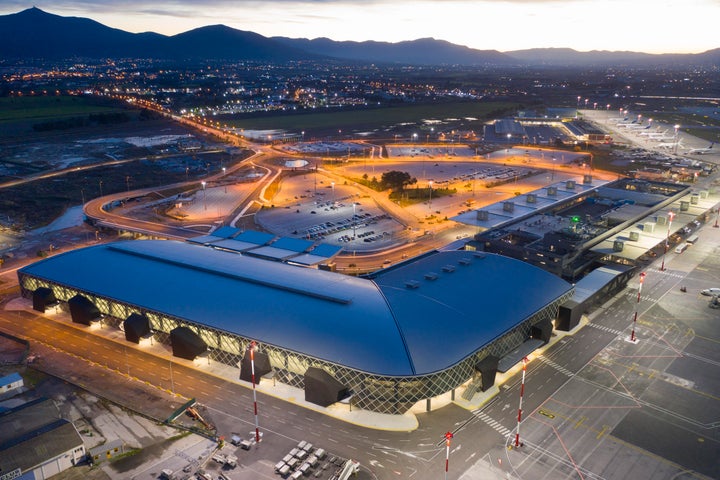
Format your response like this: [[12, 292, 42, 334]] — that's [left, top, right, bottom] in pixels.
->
[[250, 341, 261, 443], [514, 357, 528, 448], [444, 431, 453, 480], [630, 272, 646, 343]]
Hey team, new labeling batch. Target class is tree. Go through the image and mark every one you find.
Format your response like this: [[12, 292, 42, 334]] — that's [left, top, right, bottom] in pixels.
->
[[381, 170, 417, 192]]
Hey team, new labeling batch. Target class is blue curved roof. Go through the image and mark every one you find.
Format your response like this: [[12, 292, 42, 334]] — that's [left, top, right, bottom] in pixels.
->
[[18, 241, 572, 376]]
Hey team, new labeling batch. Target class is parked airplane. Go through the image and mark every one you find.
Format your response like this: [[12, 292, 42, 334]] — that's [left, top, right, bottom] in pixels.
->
[[687, 143, 714, 155], [657, 140, 683, 150], [639, 128, 667, 137]]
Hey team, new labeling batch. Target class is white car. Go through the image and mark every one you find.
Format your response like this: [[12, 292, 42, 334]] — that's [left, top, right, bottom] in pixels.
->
[[700, 288, 720, 296]]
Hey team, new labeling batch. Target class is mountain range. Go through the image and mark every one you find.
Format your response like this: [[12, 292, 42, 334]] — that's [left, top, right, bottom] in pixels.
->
[[1, 7, 718, 67]]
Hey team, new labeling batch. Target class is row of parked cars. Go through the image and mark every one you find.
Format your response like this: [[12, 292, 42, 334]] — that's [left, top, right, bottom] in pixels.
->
[[275, 440, 329, 478]]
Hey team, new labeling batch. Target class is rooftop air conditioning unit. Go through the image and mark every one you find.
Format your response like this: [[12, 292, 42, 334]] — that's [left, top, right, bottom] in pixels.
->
[[424, 272, 438, 281], [441, 265, 456, 273], [583, 175, 593, 184], [405, 280, 420, 289], [565, 180, 576, 190]]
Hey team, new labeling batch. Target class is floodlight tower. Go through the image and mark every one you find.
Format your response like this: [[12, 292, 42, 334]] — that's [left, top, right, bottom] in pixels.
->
[[514, 357, 528, 447], [249, 341, 261, 443], [444, 431, 454, 480]]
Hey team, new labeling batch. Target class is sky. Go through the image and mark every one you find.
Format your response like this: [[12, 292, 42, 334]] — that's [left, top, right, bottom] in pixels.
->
[[2, 0, 718, 54]]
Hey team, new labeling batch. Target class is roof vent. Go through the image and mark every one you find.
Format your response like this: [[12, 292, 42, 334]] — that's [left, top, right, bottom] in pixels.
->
[[458, 257, 472, 266], [424, 272, 438, 281], [405, 280, 421, 289], [442, 265, 456, 273]]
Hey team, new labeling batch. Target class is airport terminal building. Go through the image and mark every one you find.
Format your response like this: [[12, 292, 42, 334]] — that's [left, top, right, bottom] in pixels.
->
[[18, 240, 573, 414]]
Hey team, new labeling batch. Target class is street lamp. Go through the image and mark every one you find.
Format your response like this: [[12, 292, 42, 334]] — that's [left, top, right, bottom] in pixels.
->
[[630, 272, 646, 343], [660, 211, 675, 271], [352, 202, 357, 240], [412, 133, 418, 144], [331, 181, 335, 204], [99, 180, 103, 197], [673, 124, 681, 154], [222, 167, 227, 193], [201, 181, 207, 210], [428, 180, 433, 211]]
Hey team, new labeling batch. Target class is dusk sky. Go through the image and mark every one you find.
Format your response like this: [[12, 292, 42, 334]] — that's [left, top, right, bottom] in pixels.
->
[[2, 1, 718, 54]]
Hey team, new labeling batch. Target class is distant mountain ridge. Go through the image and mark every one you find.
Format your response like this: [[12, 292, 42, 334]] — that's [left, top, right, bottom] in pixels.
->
[[1, 7, 718, 66]]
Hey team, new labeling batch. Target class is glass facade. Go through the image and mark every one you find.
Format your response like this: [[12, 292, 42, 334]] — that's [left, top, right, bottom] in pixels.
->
[[19, 273, 572, 414]]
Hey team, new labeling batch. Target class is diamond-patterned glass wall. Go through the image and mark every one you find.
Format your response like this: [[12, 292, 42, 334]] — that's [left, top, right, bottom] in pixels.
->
[[19, 274, 573, 414]]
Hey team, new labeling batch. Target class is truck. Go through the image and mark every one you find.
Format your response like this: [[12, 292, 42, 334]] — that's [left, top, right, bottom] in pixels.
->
[[159, 469, 175, 480]]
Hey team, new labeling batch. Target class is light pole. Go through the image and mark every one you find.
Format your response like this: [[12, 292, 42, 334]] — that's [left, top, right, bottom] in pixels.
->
[[169, 360, 175, 395], [126, 176, 130, 193], [222, 167, 227, 193], [673, 124, 680, 154], [331, 181, 335, 204], [630, 272, 646, 343], [714, 206, 719, 228], [352, 202, 356, 240], [428, 180, 433, 211], [201, 181, 207, 210], [660, 211, 675, 271], [444, 431, 454, 480], [99, 180, 103, 197], [249, 341, 261, 443], [514, 356, 528, 447]]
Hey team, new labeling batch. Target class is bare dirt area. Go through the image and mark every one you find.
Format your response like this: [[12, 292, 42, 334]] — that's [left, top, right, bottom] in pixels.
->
[[0, 115, 249, 231]]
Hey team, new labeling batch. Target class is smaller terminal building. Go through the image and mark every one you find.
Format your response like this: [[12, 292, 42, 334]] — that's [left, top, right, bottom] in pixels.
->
[[0, 397, 86, 479]]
